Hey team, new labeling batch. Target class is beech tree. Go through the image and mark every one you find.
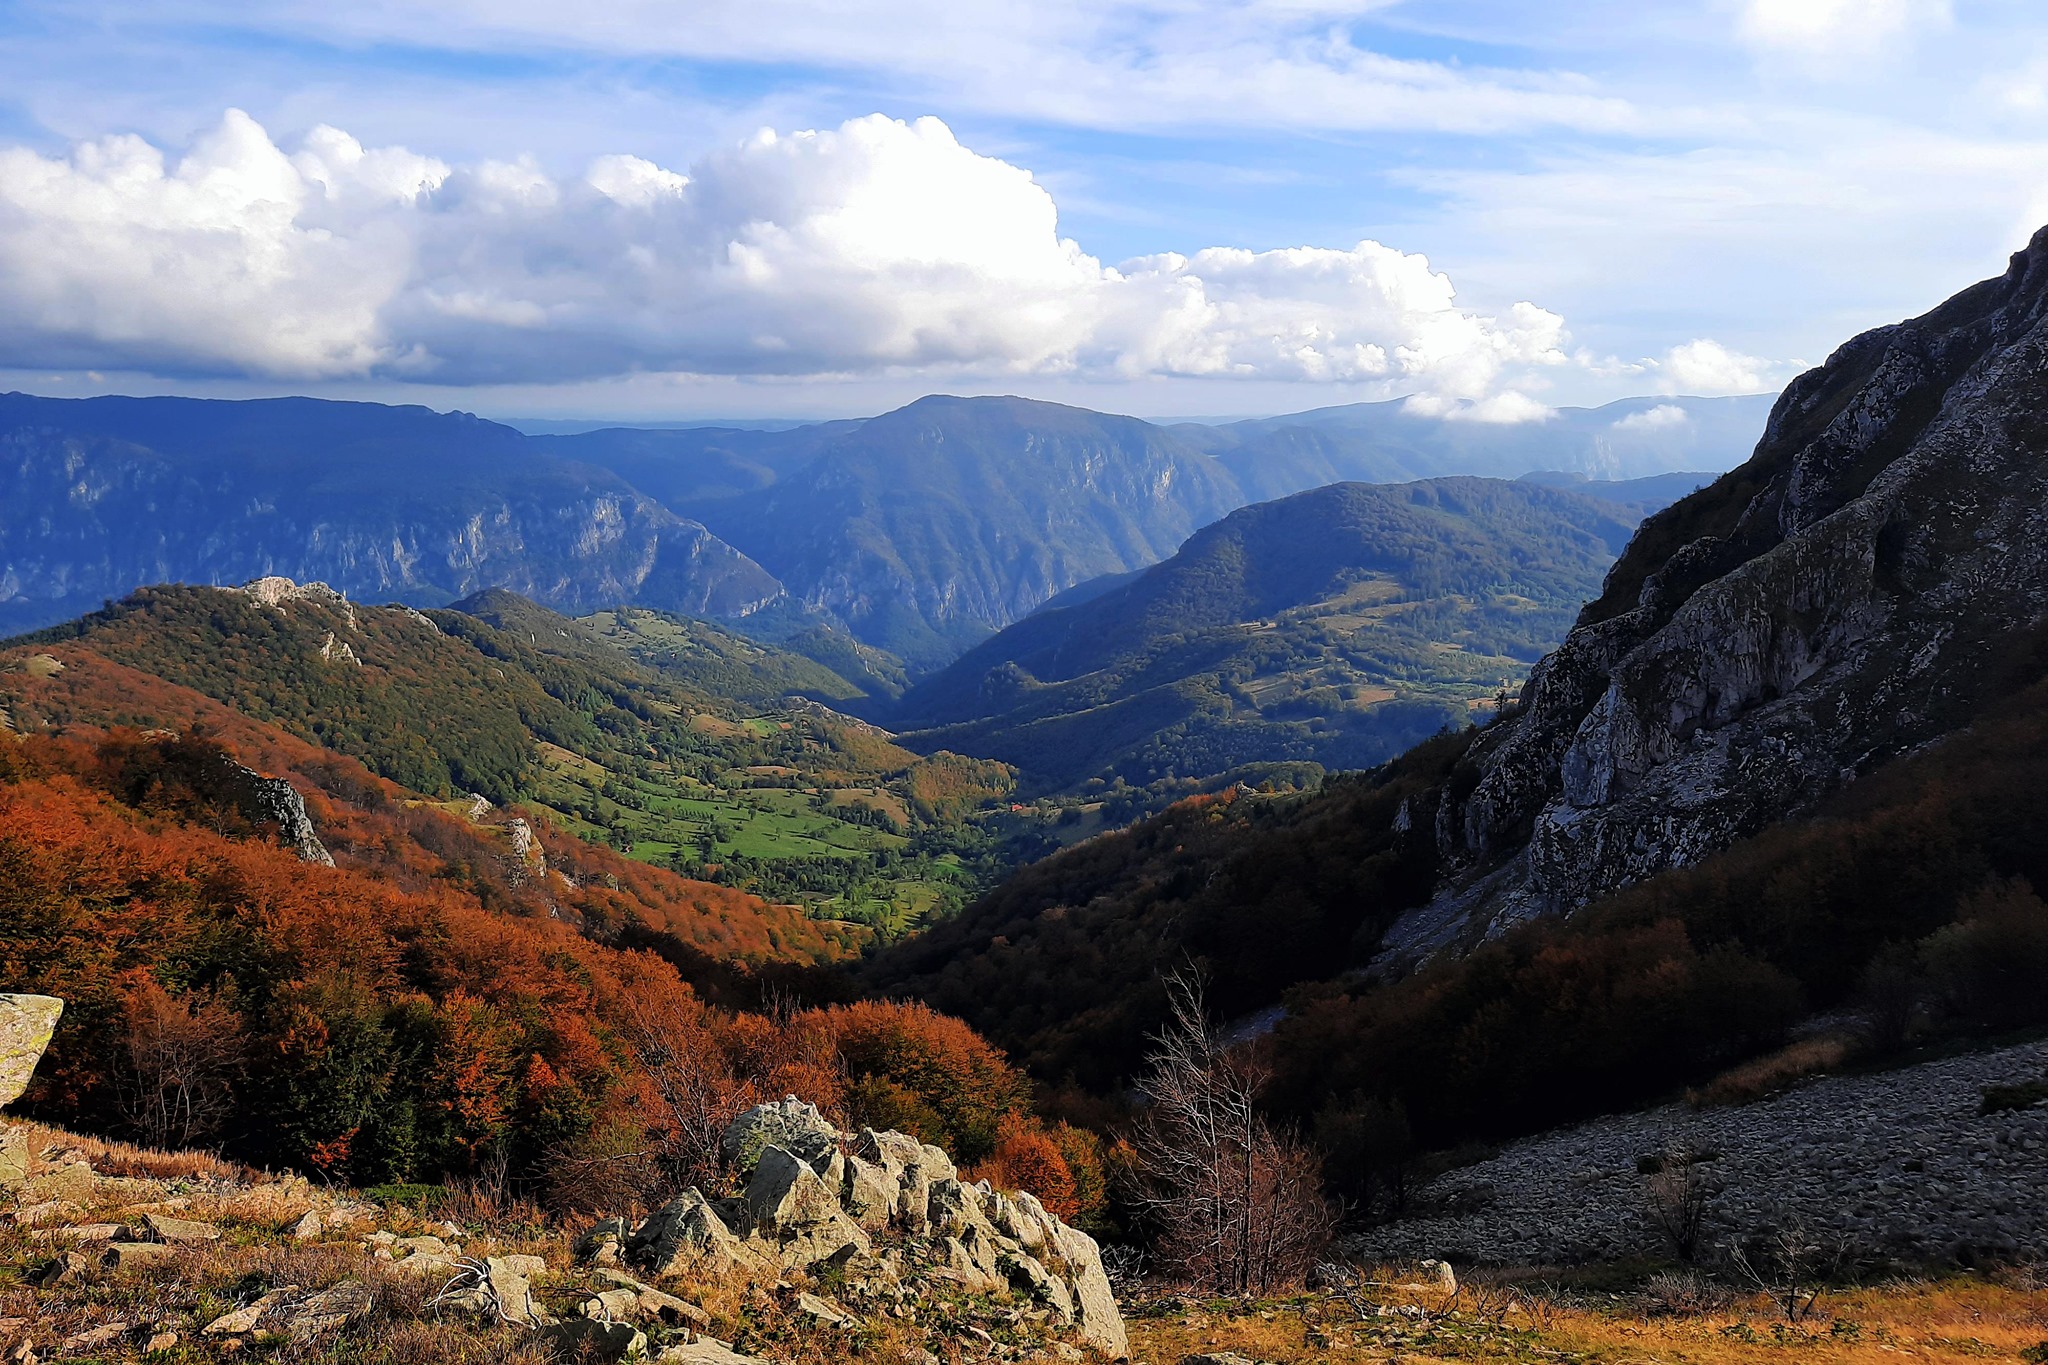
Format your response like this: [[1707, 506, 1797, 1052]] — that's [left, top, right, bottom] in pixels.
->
[[1131, 971, 1331, 1295]]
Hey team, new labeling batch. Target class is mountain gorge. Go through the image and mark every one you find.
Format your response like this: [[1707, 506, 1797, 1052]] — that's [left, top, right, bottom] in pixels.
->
[[679, 397, 1247, 671], [890, 477, 1652, 791], [0, 394, 781, 635]]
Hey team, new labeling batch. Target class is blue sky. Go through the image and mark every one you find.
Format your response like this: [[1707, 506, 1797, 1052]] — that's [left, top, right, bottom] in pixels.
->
[[0, 0, 2043, 420]]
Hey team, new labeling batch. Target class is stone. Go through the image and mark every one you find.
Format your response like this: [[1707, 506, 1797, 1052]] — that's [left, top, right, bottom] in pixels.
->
[[392, 1234, 446, 1256], [582, 1288, 642, 1321], [576, 1216, 630, 1265], [536, 1318, 646, 1362], [0, 995, 62, 1109], [486, 1258, 541, 1326], [140, 1212, 219, 1244], [0, 1128, 27, 1189], [841, 1154, 899, 1232], [594, 1271, 709, 1327], [656, 1339, 768, 1365], [998, 1252, 1075, 1319], [1053, 1222, 1129, 1360], [143, 1330, 178, 1353], [100, 1241, 178, 1272], [59, 1323, 129, 1352], [795, 1292, 852, 1326], [282, 1280, 376, 1344], [492, 1252, 550, 1280], [1180, 1355, 1270, 1365], [28, 1250, 90, 1286], [25, 1161, 92, 1204], [940, 1237, 1001, 1294], [722, 1097, 841, 1175], [203, 1288, 298, 1336], [32, 1223, 119, 1242], [744, 1145, 870, 1267], [290, 1209, 324, 1240], [629, 1189, 762, 1279], [855, 1128, 924, 1181]]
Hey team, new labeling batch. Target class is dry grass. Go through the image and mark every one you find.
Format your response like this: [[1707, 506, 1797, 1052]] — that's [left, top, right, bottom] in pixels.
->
[[1688, 1033, 1857, 1108], [1127, 1266, 2048, 1365], [9, 1119, 261, 1184]]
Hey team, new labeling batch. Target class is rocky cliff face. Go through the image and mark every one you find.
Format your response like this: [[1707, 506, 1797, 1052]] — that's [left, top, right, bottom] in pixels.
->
[[0, 394, 782, 633], [1396, 227, 2048, 953]]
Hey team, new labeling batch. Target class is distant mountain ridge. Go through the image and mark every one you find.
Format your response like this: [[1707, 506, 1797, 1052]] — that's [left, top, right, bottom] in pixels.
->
[[0, 392, 780, 634], [0, 388, 1772, 674]]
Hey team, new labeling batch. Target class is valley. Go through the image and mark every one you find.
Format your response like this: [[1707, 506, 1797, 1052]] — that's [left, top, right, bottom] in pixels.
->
[[12, 8, 2048, 1365]]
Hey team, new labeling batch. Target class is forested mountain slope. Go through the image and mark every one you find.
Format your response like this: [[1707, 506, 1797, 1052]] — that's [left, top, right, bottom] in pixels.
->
[[5, 583, 1011, 936], [891, 478, 1642, 790], [870, 231, 2048, 1136]]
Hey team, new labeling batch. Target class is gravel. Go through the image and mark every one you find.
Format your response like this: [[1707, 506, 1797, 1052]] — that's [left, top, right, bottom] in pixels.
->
[[1348, 1040, 2048, 1267]]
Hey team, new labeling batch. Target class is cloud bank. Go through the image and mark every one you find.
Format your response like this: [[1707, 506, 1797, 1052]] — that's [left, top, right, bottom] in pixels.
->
[[0, 110, 1587, 411]]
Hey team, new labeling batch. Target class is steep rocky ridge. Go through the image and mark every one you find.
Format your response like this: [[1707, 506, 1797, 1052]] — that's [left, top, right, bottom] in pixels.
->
[[1391, 227, 2048, 955]]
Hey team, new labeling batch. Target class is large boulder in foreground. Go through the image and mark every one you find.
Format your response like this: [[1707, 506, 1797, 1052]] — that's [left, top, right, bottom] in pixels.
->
[[601, 1100, 1133, 1356], [0, 994, 62, 1108], [691, 1101, 1132, 1357]]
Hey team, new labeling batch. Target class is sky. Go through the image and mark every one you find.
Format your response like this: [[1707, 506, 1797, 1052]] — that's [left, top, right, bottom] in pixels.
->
[[0, 0, 2044, 422]]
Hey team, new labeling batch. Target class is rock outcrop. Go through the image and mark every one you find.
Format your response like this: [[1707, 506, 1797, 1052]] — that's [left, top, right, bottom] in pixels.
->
[[1387, 226, 2048, 956], [620, 1099, 1130, 1359], [0, 995, 61, 1109], [203, 754, 335, 867]]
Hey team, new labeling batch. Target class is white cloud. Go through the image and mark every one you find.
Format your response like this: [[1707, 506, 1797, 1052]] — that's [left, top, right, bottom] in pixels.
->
[[75, 1, 1643, 139], [1612, 402, 1690, 430], [1737, 0, 1950, 61], [0, 109, 1571, 414], [1656, 338, 1776, 395]]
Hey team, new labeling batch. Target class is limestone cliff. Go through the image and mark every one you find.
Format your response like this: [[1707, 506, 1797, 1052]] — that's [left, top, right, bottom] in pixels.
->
[[1392, 226, 2048, 955]]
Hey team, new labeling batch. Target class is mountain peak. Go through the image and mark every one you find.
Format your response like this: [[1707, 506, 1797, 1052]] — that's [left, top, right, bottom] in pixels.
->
[[1398, 224, 2048, 952]]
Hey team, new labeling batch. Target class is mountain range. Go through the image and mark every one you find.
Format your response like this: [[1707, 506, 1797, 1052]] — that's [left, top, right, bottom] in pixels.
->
[[0, 389, 1766, 672]]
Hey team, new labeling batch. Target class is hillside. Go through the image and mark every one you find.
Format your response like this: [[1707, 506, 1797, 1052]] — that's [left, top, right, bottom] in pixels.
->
[[0, 393, 780, 635], [891, 478, 1645, 791], [4, 583, 1011, 937], [695, 396, 1248, 671], [869, 231, 2048, 1144]]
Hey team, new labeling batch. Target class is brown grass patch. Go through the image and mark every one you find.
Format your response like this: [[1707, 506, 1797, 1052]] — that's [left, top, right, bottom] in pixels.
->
[[1688, 1033, 1857, 1108]]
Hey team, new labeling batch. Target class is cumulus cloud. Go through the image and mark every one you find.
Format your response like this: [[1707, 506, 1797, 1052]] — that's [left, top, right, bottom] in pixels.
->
[[1612, 402, 1691, 430], [0, 109, 1571, 414], [1656, 339, 1776, 395]]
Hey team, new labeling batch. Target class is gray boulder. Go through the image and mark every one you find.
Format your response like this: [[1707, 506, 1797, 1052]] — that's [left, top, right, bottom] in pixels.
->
[[1054, 1222, 1129, 1359], [537, 1318, 646, 1362], [629, 1190, 761, 1279], [0, 994, 63, 1108], [744, 1145, 870, 1267], [722, 1097, 840, 1175]]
